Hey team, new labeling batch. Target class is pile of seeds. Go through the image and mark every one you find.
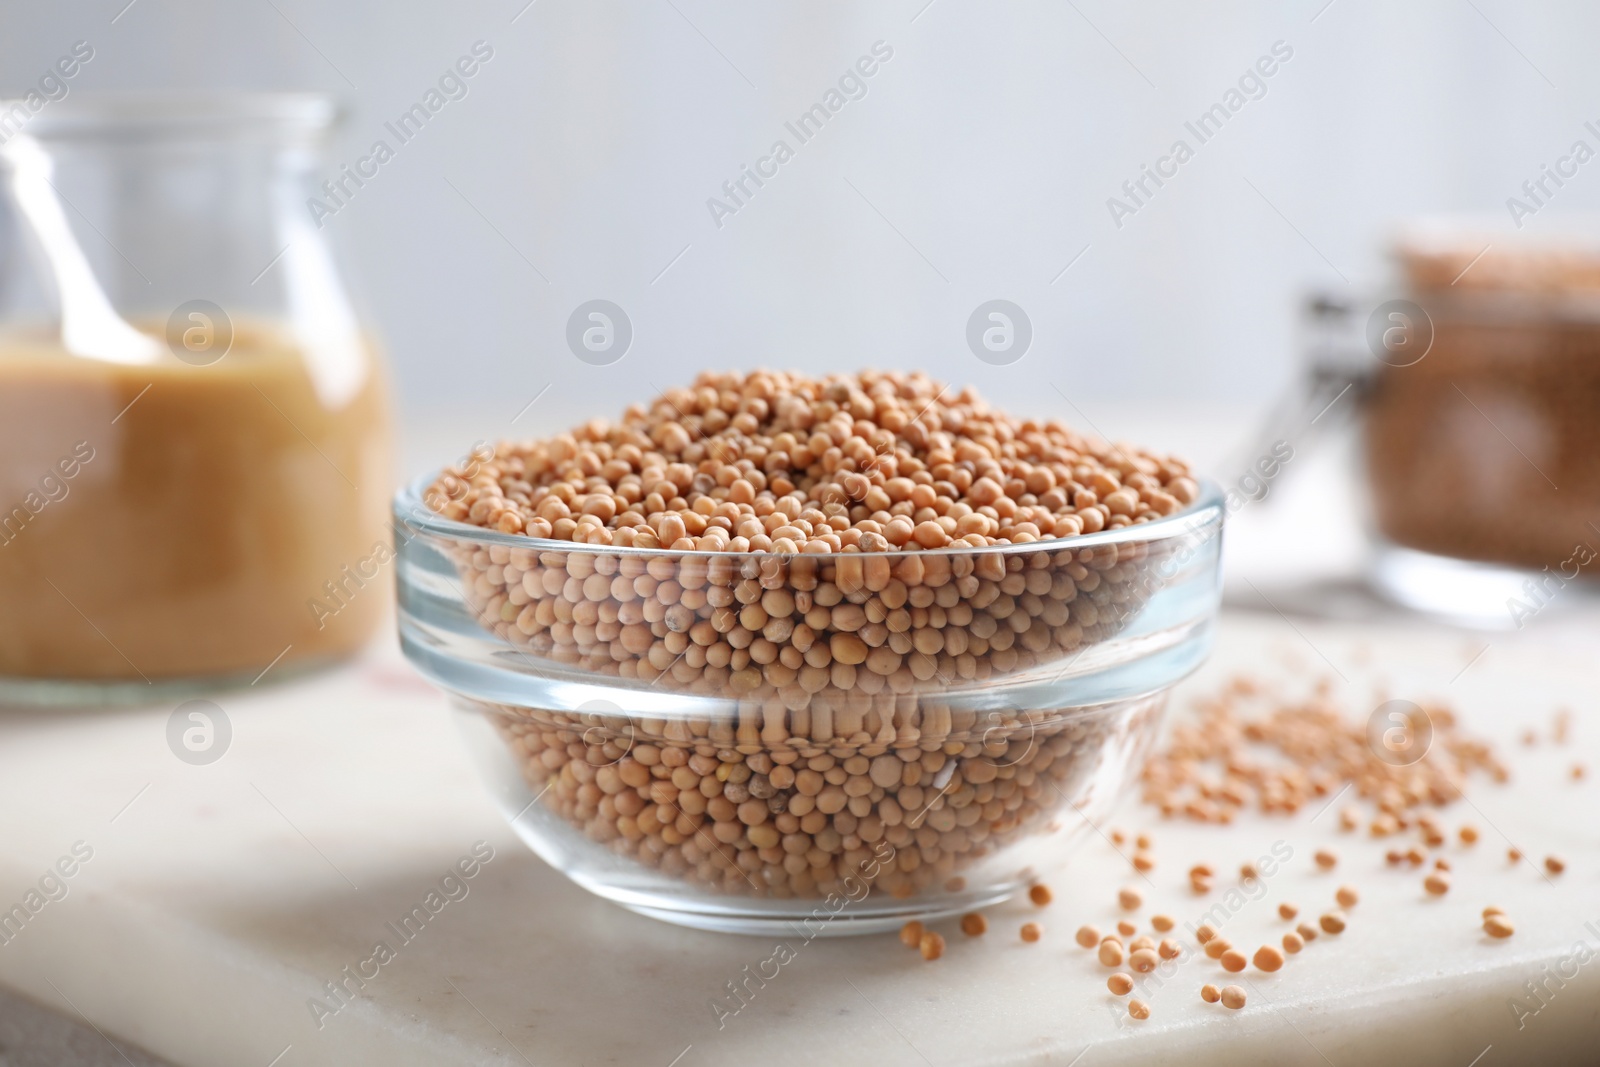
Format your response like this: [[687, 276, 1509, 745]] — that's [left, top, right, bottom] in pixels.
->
[[1140, 676, 1508, 825], [486, 690, 1161, 899], [428, 371, 1210, 902], [427, 369, 1198, 548], [887, 673, 1570, 1034]]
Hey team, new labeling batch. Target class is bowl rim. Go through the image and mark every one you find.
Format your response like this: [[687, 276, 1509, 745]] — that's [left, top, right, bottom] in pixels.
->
[[393, 470, 1225, 560]]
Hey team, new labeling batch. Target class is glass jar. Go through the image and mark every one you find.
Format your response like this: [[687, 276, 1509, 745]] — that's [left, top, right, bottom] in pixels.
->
[[0, 94, 392, 704], [1289, 226, 1600, 626]]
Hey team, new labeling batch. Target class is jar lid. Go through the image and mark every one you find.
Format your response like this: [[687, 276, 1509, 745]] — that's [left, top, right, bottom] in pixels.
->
[[0, 92, 338, 144]]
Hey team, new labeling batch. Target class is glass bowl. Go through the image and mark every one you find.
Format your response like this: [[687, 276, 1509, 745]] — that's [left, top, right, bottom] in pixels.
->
[[394, 474, 1224, 935]]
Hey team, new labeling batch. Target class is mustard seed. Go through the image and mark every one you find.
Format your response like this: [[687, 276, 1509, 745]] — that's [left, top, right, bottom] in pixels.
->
[[1195, 923, 1218, 944], [920, 931, 945, 960], [1159, 938, 1181, 960], [1128, 999, 1150, 1020], [1151, 914, 1174, 932], [1117, 921, 1137, 938], [1200, 983, 1221, 1004], [1136, 832, 1153, 850], [1108, 973, 1134, 995], [1424, 872, 1450, 895], [1484, 914, 1515, 939], [1278, 903, 1298, 921], [1314, 849, 1338, 870], [1118, 887, 1142, 911], [1130, 935, 1156, 952], [899, 921, 924, 948], [1130, 948, 1159, 973], [1204, 937, 1231, 960], [1220, 948, 1247, 972], [1339, 807, 1360, 832], [1320, 911, 1347, 934], [1296, 921, 1319, 943], [1482, 905, 1504, 920], [1335, 885, 1359, 908], [1282, 931, 1304, 954], [1020, 922, 1041, 943], [1029, 884, 1053, 907], [1188, 863, 1214, 880], [1253, 945, 1285, 972], [960, 912, 988, 937], [1508, 848, 1522, 862], [1221, 985, 1247, 1010], [1074, 924, 1101, 949], [1434, 858, 1451, 871], [1132, 851, 1155, 872], [1098, 939, 1124, 966], [1546, 855, 1566, 875], [1111, 829, 1127, 846]]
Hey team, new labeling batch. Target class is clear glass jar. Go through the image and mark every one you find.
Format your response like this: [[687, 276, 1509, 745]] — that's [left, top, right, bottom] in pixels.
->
[[0, 95, 392, 704], [395, 475, 1224, 934], [1294, 228, 1600, 626]]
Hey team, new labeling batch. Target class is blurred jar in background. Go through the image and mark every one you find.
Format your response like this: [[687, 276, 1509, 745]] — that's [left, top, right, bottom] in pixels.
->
[[1360, 227, 1600, 623], [0, 95, 392, 704]]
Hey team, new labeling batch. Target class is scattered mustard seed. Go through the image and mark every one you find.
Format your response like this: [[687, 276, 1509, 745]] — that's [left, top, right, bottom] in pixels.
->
[[1460, 826, 1479, 845], [1129, 999, 1150, 1020], [1200, 983, 1221, 1004], [1253, 945, 1285, 972], [1314, 849, 1338, 870], [1278, 902, 1299, 921], [1020, 922, 1042, 943], [1133, 851, 1156, 872], [960, 912, 988, 937], [1195, 923, 1218, 944], [1239, 862, 1259, 882], [1098, 940, 1124, 966], [1220, 948, 1248, 973], [1204, 937, 1232, 960], [1221, 985, 1247, 1010], [1075, 924, 1101, 949], [1130, 935, 1156, 952], [1335, 885, 1360, 908], [1282, 931, 1304, 954], [1545, 856, 1566, 875], [1424, 872, 1451, 896], [1296, 921, 1320, 943], [1136, 832, 1154, 850], [920, 931, 945, 960], [899, 921, 924, 948], [1508, 848, 1522, 863], [1151, 914, 1175, 933], [1118, 887, 1143, 911], [1028, 884, 1053, 907], [1339, 807, 1360, 832], [1484, 914, 1515, 939], [1130, 948, 1159, 973], [1320, 911, 1347, 934], [1111, 829, 1127, 846], [1189, 864, 1214, 881], [1435, 858, 1451, 872], [1108, 973, 1134, 995], [1159, 938, 1181, 960]]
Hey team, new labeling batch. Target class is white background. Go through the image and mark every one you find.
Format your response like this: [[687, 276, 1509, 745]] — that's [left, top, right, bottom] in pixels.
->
[[5, 0, 1599, 456]]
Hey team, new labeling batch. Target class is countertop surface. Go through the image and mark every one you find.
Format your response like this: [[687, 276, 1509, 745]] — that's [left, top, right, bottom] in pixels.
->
[[2, 608, 1599, 1067], [3, 413, 1599, 1066]]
